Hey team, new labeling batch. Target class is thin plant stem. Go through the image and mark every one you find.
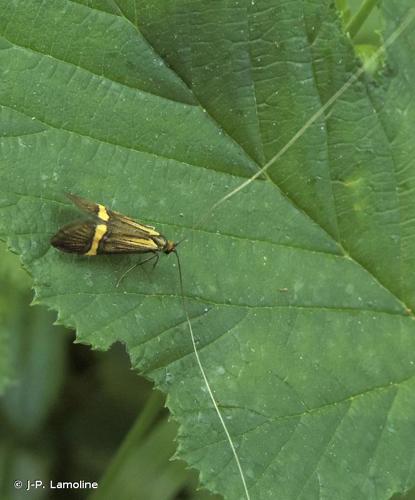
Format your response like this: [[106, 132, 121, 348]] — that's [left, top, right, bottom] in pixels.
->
[[346, 0, 380, 38]]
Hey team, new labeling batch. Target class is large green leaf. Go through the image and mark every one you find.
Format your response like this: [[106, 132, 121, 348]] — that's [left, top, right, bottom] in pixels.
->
[[1, 1, 415, 498]]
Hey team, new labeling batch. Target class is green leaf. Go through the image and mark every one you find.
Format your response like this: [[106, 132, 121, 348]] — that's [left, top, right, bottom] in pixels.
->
[[0, 242, 31, 393], [0, 327, 8, 395], [0, 242, 67, 422], [1, 300, 68, 437], [0, 1, 415, 499]]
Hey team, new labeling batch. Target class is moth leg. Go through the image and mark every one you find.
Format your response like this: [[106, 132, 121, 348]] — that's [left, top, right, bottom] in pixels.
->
[[151, 253, 160, 270], [115, 253, 158, 288]]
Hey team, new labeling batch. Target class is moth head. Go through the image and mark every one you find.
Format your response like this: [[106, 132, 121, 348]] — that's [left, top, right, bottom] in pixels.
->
[[163, 240, 177, 254]]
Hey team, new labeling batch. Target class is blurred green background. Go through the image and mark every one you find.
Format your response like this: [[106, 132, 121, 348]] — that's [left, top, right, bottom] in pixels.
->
[[1, 2, 411, 499]]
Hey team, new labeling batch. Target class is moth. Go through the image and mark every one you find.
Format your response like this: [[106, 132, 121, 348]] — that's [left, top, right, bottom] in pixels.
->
[[51, 194, 177, 278]]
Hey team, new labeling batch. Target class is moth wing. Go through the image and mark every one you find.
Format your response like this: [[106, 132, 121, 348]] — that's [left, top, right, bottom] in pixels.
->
[[108, 210, 161, 237], [66, 193, 160, 234], [99, 230, 159, 254], [51, 220, 97, 254], [66, 193, 101, 215]]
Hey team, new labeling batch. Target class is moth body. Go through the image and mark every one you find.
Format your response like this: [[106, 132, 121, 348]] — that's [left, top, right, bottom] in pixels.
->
[[51, 194, 176, 257]]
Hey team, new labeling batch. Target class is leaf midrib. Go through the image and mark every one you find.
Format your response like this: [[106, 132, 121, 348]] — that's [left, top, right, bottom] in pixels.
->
[[43, 289, 408, 317]]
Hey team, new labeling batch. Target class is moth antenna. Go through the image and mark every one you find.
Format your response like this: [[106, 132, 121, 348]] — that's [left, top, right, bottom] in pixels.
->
[[174, 250, 250, 500], [174, 236, 187, 247]]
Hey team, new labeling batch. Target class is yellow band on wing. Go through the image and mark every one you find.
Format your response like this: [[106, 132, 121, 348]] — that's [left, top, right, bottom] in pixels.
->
[[97, 204, 110, 221], [134, 222, 159, 236], [122, 216, 160, 236], [85, 224, 107, 255], [125, 237, 159, 249]]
